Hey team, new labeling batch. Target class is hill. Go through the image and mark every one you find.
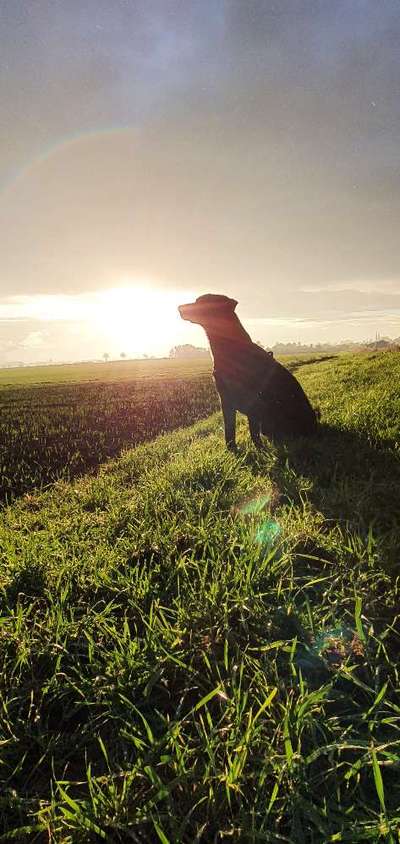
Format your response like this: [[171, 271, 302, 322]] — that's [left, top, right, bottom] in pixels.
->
[[0, 352, 399, 841]]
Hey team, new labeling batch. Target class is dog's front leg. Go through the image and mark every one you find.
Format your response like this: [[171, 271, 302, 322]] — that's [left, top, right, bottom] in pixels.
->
[[248, 414, 263, 448], [221, 399, 237, 451]]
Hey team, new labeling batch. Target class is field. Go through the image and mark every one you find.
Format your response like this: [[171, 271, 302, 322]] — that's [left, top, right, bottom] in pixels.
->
[[0, 355, 325, 506], [1, 351, 400, 841], [0, 358, 213, 388], [0, 358, 216, 506]]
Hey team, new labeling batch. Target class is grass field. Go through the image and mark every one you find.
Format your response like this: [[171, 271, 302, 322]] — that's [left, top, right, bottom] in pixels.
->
[[0, 358, 213, 389], [0, 354, 325, 507], [0, 359, 217, 506], [0, 351, 400, 841], [0, 354, 329, 388]]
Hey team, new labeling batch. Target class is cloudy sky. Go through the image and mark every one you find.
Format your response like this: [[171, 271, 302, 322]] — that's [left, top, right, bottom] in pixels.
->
[[1, 0, 399, 363]]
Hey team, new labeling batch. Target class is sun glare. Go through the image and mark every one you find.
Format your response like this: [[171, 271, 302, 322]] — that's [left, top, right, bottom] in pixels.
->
[[93, 285, 196, 356], [0, 285, 201, 361]]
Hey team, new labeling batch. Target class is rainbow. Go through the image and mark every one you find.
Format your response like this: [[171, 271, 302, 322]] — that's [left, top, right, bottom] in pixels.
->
[[1, 125, 137, 198]]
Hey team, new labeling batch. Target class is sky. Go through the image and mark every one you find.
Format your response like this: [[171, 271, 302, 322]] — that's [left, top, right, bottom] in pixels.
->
[[0, 0, 399, 364]]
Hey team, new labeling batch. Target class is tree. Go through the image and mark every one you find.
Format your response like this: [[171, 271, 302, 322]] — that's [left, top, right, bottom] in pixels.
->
[[120, 352, 126, 360], [169, 344, 210, 359], [102, 352, 110, 362]]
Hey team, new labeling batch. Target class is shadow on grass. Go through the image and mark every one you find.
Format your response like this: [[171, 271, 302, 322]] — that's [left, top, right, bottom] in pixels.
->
[[287, 353, 337, 372], [245, 422, 400, 570]]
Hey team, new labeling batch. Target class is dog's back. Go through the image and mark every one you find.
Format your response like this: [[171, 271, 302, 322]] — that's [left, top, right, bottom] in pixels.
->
[[258, 359, 318, 437]]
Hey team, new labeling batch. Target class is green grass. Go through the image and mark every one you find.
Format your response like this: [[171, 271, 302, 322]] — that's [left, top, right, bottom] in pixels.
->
[[0, 358, 212, 388], [0, 372, 218, 506], [0, 353, 325, 507], [0, 354, 328, 389], [0, 351, 399, 842]]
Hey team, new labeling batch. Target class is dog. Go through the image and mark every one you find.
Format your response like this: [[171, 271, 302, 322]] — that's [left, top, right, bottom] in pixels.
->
[[178, 294, 318, 450]]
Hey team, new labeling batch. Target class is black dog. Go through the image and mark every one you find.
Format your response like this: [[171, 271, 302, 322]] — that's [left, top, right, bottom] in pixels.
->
[[179, 294, 318, 450]]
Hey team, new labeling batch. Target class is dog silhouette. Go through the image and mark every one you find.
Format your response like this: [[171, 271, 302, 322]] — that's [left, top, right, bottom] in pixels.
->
[[179, 294, 318, 450]]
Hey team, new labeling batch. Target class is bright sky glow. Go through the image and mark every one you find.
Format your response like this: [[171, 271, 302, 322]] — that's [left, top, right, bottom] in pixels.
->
[[92, 285, 200, 353], [0, 2, 399, 364], [1, 284, 399, 366], [0, 286, 204, 362]]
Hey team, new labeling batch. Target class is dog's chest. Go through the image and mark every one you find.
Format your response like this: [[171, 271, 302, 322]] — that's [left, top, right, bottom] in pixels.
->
[[212, 343, 276, 414], [214, 374, 254, 412]]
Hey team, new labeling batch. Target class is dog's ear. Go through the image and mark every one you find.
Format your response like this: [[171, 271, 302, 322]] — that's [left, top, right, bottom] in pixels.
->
[[229, 298, 238, 311]]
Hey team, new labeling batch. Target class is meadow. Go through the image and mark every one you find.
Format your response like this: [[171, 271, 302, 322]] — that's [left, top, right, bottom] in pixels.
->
[[0, 358, 213, 389], [0, 358, 216, 506], [0, 351, 399, 842], [0, 355, 324, 507]]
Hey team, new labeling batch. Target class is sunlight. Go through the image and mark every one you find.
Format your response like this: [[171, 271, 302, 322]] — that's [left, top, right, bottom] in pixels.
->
[[0, 284, 201, 360], [92, 284, 198, 356]]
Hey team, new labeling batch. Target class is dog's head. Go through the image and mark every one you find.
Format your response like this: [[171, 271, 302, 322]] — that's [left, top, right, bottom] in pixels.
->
[[178, 294, 238, 326]]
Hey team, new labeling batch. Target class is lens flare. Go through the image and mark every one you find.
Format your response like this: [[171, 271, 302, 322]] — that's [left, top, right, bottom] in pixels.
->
[[235, 492, 281, 553], [255, 520, 281, 548], [237, 494, 270, 516]]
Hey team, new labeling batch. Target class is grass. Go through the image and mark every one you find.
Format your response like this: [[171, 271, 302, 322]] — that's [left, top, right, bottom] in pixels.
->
[[0, 351, 399, 841], [0, 354, 328, 389], [0, 358, 213, 388], [0, 371, 218, 506], [0, 353, 324, 507]]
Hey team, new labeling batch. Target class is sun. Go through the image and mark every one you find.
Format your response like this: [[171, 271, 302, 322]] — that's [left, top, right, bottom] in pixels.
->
[[93, 284, 197, 357]]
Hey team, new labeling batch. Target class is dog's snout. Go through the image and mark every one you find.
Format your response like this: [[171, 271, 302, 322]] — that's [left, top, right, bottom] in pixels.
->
[[178, 302, 196, 322]]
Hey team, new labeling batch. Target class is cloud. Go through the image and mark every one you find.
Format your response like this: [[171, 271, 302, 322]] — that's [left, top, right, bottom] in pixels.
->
[[235, 286, 400, 322], [20, 331, 45, 348], [0, 0, 399, 316]]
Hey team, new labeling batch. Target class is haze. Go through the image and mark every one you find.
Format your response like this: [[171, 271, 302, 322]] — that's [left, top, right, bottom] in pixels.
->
[[1, 1, 399, 364]]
